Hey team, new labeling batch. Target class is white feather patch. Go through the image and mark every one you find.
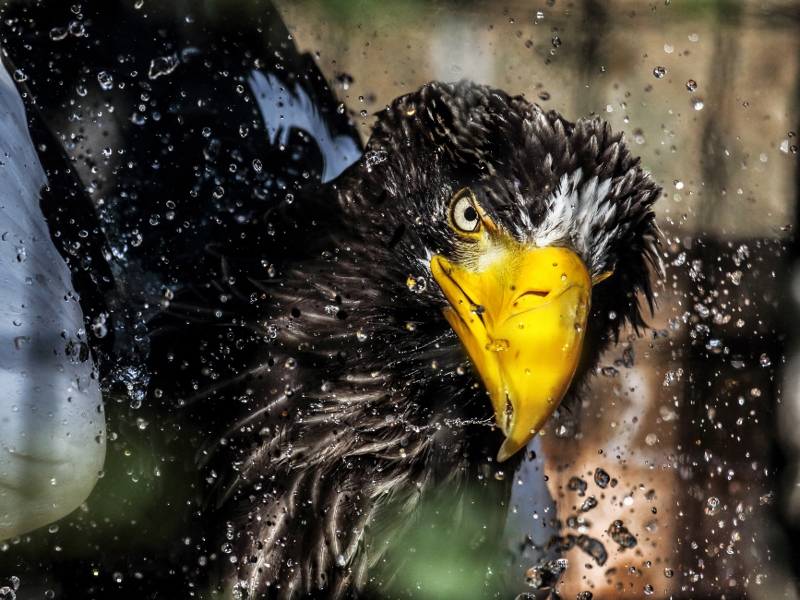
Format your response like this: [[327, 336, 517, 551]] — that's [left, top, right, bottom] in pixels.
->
[[528, 170, 616, 275]]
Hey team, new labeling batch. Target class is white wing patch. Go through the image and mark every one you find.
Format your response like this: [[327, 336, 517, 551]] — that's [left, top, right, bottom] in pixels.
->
[[529, 169, 617, 276], [249, 71, 361, 182]]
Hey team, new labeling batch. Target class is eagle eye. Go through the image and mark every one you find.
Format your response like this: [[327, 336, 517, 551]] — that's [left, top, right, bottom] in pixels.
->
[[450, 191, 481, 234]]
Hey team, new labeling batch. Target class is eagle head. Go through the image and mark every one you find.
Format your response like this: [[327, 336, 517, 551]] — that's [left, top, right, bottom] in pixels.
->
[[336, 80, 662, 462]]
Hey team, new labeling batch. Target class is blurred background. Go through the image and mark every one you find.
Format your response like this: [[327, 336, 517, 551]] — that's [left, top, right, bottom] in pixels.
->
[[1, 0, 798, 598], [272, 0, 800, 597]]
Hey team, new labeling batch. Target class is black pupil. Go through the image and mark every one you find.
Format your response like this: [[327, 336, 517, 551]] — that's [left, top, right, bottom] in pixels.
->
[[463, 205, 478, 223]]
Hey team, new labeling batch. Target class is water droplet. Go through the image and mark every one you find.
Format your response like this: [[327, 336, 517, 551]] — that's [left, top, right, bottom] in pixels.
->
[[691, 97, 704, 110], [644, 584, 654, 595], [213, 186, 225, 199], [760, 354, 771, 367], [567, 476, 588, 496], [485, 339, 510, 352], [705, 496, 721, 515], [686, 79, 698, 92], [653, 66, 666, 79], [576, 535, 608, 566], [252, 159, 263, 172], [551, 36, 561, 47], [97, 71, 113, 90], [148, 54, 179, 79], [12, 69, 28, 83], [356, 331, 368, 342], [406, 276, 427, 293], [594, 468, 610, 488], [494, 470, 505, 481], [50, 27, 69, 41], [621, 346, 634, 368], [608, 520, 637, 548], [68, 20, 85, 37], [239, 124, 249, 138], [285, 357, 297, 370], [202, 127, 212, 138]]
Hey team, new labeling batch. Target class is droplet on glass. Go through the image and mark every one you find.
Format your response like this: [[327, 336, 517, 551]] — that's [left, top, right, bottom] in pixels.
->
[[686, 79, 697, 92], [567, 476, 588, 496], [406, 276, 427, 293], [97, 71, 114, 90], [148, 54, 179, 79], [705, 496, 721, 515], [50, 27, 69, 41], [594, 468, 611, 489], [653, 66, 666, 79]]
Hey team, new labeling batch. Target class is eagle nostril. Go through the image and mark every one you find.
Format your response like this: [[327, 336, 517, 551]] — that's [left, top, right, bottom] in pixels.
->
[[513, 290, 549, 306]]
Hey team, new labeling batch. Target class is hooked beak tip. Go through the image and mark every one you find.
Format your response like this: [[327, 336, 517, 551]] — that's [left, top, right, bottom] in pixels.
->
[[496, 436, 524, 463]]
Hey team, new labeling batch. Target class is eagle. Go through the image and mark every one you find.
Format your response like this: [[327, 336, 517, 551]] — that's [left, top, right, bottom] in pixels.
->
[[0, 1, 661, 598]]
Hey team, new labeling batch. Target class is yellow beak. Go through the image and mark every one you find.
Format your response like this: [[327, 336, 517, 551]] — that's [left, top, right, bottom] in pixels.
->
[[431, 246, 591, 462]]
